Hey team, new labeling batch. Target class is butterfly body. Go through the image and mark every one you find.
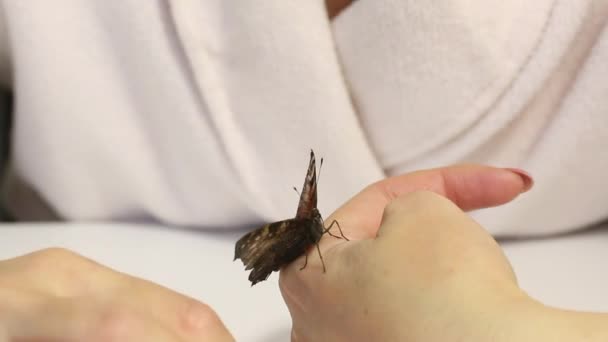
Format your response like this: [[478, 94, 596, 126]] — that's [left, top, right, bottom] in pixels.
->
[[234, 150, 347, 286]]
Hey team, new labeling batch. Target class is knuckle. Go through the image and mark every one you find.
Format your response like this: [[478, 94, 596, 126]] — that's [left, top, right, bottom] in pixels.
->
[[23, 248, 106, 295], [402, 189, 443, 203], [37, 247, 78, 258], [385, 190, 444, 213], [93, 306, 138, 341], [180, 299, 223, 333], [27, 247, 84, 268], [26, 247, 94, 276], [382, 190, 454, 226]]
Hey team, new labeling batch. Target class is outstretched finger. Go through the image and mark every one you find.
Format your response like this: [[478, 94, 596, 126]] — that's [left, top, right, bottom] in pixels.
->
[[325, 164, 532, 240]]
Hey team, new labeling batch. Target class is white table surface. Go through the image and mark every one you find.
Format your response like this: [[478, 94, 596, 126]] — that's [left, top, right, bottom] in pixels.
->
[[1, 222, 607, 341]]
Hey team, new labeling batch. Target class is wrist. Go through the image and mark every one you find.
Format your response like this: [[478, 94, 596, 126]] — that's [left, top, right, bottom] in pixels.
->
[[385, 282, 536, 342], [498, 294, 608, 341]]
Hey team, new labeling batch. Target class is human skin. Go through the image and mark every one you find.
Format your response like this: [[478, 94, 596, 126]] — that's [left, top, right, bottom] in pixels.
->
[[0, 164, 526, 341], [3, 164, 607, 341], [0, 248, 235, 341], [280, 165, 608, 341]]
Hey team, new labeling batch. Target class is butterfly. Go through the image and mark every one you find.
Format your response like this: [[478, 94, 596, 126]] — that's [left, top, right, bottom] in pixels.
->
[[234, 150, 349, 286]]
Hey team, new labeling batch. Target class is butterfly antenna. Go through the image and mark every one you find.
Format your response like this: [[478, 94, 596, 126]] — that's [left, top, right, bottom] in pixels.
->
[[317, 157, 324, 186], [293, 186, 300, 196]]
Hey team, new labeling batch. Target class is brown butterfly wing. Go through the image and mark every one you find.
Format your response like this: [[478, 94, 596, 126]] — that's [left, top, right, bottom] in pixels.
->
[[295, 150, 318, 220], [234, 218, 317, 285]]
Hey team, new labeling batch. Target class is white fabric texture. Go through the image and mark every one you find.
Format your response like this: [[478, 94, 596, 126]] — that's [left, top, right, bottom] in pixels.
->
[[0, 0, 607, 236]]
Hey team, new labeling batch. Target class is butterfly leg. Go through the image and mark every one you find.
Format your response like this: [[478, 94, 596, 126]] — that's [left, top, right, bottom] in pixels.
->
[[300, 253, 308, 270], [300, 244, 327, 272], [323, 220, 350, 241], [316, 243, 326, 273]]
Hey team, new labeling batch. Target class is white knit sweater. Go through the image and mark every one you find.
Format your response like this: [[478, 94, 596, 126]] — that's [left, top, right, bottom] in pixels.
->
[[0, 0, 606, 236]]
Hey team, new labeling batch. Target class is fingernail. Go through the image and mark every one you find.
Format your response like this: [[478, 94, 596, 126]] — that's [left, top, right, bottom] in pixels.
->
[[504, 168, 534, 192]]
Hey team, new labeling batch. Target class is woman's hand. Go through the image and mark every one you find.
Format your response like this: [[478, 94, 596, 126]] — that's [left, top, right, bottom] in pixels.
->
[[280, 164, 536, 341], [0, 248, 234, 341]]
